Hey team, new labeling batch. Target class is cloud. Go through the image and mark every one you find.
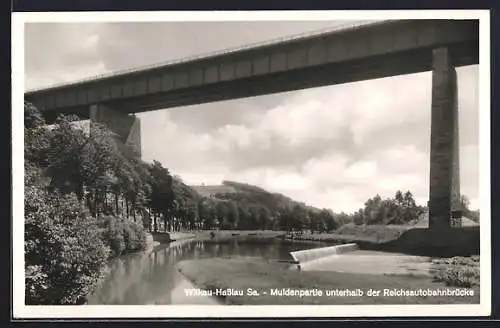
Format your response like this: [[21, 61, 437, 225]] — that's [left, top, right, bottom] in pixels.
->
[[24, 23, 110, 90], [139, 66, 478, 212], [93, 21, 358, 72], [24, 21, 480, 213]]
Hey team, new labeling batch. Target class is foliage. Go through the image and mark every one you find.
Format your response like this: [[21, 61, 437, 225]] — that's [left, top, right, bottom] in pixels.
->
[[461, 195, 480, 223], [334, 223, 411, 242], [24, 101, 45, 129], [123, 219, 147, 252], [24, 102, 151, 305], [99, 215, 147, 257], [24, 102, 51, 166], [24, 184, 110, 305], [355, 191, 424, 226], [432, 256, 480, 288]]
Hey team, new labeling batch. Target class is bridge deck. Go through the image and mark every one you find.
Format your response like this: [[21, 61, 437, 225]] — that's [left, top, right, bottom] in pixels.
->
[[24, 19, 479, 123]]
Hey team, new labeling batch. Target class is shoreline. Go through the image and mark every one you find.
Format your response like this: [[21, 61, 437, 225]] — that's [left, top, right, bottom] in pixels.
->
[[176, 255, 480, 305], [282, 226, 480, 257], [148, 226, 480, 258], [86, 227, 479, 305], [150, 230, 286, 244]]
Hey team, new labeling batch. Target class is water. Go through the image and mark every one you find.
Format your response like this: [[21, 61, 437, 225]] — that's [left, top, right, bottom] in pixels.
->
[[291, 243, 359, 264], [305, 250, 435, 276], [87, 238, 329, 305]]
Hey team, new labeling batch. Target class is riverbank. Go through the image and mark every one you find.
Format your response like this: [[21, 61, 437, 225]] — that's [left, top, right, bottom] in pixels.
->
[[145, 233, 161, 252], [285, 224, 410, 244], [194, 230, 285, 241], [150, 230, 285, 244], [285, 225, 480, 257], [176, 256, 479, 305], [151, 225, 479, 258]]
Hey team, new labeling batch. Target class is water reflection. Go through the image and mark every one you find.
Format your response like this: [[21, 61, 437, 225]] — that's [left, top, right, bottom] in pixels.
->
[[87, 238, 327, 305]]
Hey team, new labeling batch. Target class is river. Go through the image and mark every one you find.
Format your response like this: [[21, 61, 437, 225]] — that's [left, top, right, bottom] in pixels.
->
[[87, 238, 329, 305]]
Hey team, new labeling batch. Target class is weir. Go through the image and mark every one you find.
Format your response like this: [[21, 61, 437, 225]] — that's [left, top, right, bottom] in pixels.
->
[[290, 243, 359, 270]]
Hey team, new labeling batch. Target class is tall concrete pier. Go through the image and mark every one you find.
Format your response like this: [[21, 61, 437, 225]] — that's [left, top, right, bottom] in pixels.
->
[[89, 104, 142, 158], [429, 47, 462, 229]]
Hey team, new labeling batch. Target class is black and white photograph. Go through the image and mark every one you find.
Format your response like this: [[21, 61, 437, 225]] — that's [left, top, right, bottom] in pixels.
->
[[12, 10, 491, 318]]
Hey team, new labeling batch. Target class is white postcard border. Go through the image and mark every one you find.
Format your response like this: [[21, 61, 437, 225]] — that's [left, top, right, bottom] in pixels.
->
[[12, 9, 491, 318]]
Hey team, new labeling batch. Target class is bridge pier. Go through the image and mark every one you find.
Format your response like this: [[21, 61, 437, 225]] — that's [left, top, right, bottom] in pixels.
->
[[428, 47, 462, 229], [89, 104, 142, 158]]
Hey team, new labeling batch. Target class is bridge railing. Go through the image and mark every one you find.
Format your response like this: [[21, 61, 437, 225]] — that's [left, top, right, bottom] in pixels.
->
[[25, 19, 390, 93]]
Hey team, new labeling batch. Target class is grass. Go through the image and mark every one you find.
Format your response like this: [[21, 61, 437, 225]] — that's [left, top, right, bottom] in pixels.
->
[[176, 256, 479, 305], [285, 224, 411, 244], [288, 225, 480, 258], [431, 256, 480, 288]]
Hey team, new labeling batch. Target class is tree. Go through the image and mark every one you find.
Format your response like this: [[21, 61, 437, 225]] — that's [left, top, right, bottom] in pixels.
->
[[215, 201, 228, 229], [352, 209, 365, 225], [196, 199, 207, 229], [24, 103, 148, 305], [44, 116, 88, 197], [364, 195, 383, 224], [24, 101, 45, 129], [226, 201, 239, 229], [25, 184, 110, 304], [185, 201, 199, 230], [394, 190, 404, 207], [147, 160, 174, 230], [403, 191, 416, 208], [258, 206, 271, 230], [289, 204, 308, 232], [319, 209, 337, 232], [25, 102, 51, 167], [237, 204, 249, 229], [247, 206, 260, 230], [204, 199, 217, 229]]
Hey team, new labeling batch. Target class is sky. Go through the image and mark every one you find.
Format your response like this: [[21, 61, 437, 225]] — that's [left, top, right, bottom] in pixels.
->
[[24, 21, 480, 213]]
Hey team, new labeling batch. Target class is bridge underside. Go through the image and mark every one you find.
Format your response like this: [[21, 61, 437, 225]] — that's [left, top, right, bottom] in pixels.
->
[[40, 40, 477, 123]]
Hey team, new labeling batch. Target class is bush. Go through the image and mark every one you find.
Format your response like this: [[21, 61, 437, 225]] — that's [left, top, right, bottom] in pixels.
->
[[25, 186, 110, 305], [434, 266, 480, 288], [123, 219, 147, 252], [432, 256, 480, 288], [99, 215, 147, 257], [100, 215, 126, 257]]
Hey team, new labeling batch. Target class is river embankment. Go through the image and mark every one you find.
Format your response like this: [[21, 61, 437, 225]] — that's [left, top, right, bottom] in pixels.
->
[[175, 255, 479, 305], [284, 225, 480, 257], [150, 230, 285, 244], [174, 225, 480, 305]]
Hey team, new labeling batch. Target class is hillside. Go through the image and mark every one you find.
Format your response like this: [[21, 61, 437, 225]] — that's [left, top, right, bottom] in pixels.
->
[[191, 180, 317, 212], [191, 184, 237, 198], [187, 180, 333, 231], [411, 210, 479, 228]]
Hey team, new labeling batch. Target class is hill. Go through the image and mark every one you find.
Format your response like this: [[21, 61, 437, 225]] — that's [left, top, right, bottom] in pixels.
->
[[191, 184, 237, 198], [187, 180, 335, 231], [193, 180, 315, 212]]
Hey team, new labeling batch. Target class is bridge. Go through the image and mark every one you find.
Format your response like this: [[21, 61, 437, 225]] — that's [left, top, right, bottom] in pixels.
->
[[24, 19, 480, 229]]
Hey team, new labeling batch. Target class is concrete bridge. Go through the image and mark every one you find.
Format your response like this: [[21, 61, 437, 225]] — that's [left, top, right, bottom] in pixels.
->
[[24, 19, 480, 229]]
